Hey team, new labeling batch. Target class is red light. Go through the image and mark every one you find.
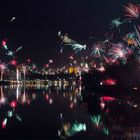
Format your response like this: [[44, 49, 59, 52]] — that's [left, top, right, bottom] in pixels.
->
[[102, 79, 116, 86], [2, 120, 6, 129], [45, 64, 49, 68], [27, 59, 31, 63], [27, 100, 31, 105], [10, 59, 17, 66], [2, 40, 6, 46], [10, 101, 17, 108], [100, 96, 116, 102], [45, 94, 49, 100]]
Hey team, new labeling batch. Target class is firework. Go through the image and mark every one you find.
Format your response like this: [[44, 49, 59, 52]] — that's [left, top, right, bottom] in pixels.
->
[[10, 17, 16, 22], [10, 101, 17, 108], [6, 51, 14, 57], [110, 18, 123, 30], [100, 96, 116, 102], [10, 59, 17, 66], [67, 43, 86, 53], [123, 32, 137, 46], [58, 31, 76, 44], [103, 128, 109, 135], [2, 118, 7, 128], [49, 59, 53, 63], [108, 43, 128, 62], [15, 46, 22, 52], [102, 33, 113, 47], [101, 79, 117, 86], [27, 59, 31, 63], [134, 25, 140, 46], [110, 18, 123, 33], [96, 65, 105, 72], [59, 122, 86, 138], [91, 42, 105, 58], [44, 63, 49, 68], [0, 63, 6, 81], [0, 86, 6, 105], [2, 40, 8, 50], [69, 55, 74, 60], [60, 47, 64, 53], [90, 115, 101, 127], [124, 3, 140, 19]]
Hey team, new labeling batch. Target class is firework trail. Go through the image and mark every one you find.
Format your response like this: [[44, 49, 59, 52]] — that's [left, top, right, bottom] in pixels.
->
[[124, 3, 140, 20]]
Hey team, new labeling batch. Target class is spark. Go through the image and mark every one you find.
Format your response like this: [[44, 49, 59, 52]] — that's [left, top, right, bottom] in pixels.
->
[[27, 59, 31, 63], [102, 33, 113, 50], [10, 17, 16, 22], [134, 25, 140, 47], [103, 128, 109, 135], [91, 42, 105, 58], [2, 118, 7, 128], [110, 18, 123, 29], [108, 43, 128, 61], [124, 3, 140, 19], [110, 18, 123, 28], [15, 46, 22, 52], [49, 59, 53, 64], [67, 43, 86, 52], [70, 122, 86, 133], [69, 55, 74, 60], [0, 63, 6, 71], [59, 122, 86, 138], [58, 31, 77, 44], [90, 115, 101, 127], [101, 79, 117, 86], [6, 51, 14, 56], [44, 63, 49, 68], [96, 65, 105, 72], [10, 59, 17, 66], [0, 63, 6, 81], [2, 40, 8, 50], [10, 101, 17, 108], [100, 96, 116, 102], [123, 32, 137, 46], [60, 47, 64, 53], [0, 97, 6, 104], [100, 101, 105, 109]]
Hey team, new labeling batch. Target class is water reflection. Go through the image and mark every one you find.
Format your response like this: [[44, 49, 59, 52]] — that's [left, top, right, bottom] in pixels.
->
[[83, 91, 140, 140], [0, 83, 90, 139], [0, 83, 140, 139]]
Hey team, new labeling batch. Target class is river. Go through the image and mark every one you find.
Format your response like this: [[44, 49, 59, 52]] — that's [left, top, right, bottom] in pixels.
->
[[0, 83, 140, 140]]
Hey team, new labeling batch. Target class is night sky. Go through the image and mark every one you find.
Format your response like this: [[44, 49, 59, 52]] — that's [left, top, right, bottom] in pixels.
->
[[0, 0, 139, 66]]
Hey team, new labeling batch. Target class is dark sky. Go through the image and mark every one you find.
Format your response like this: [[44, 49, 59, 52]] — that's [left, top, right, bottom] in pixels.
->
[[0, 0, 139, 66]]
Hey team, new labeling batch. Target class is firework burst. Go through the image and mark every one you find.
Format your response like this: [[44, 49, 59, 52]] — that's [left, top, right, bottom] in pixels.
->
[[91, 42, 105, 58], [110, 18, 123, 29], [124, 3, 140, 19], [108, 43, 128, 63]]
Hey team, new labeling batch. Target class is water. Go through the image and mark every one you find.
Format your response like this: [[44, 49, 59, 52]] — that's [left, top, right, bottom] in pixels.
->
[[0, 83, 140, 139]]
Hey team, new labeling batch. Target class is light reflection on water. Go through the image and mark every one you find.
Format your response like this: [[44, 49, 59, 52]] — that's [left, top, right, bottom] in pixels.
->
[[0, 83, 140, 139]]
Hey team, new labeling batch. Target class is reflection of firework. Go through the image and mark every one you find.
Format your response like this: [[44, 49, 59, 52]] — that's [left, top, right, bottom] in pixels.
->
[[58, 122, 86, 138], [0, 64, 6, 81]]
